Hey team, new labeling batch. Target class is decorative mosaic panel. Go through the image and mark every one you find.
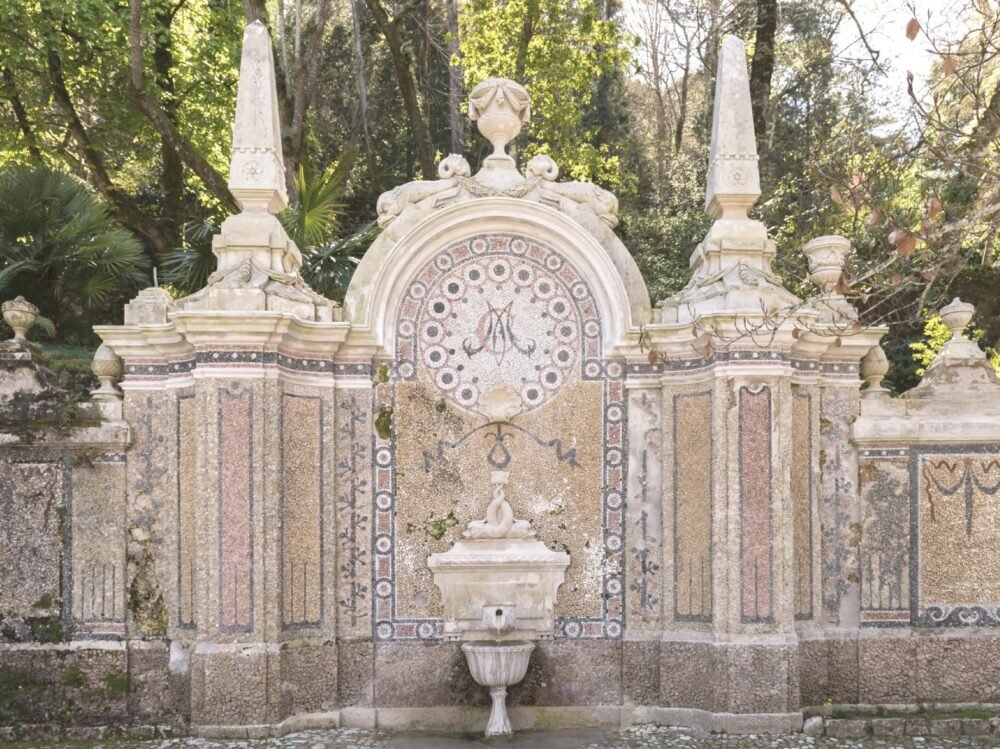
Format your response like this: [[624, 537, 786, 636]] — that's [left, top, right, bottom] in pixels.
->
[[0, 462, 64, 618], [218, 385, 253, 631], [912, 446, 1000, 626], [673, 391, 713, 622], [177, 395, 197, 629], [334, 388, 371, 639], [626, 389, 662, 630], [739, 385, 773, 624], [791, 390, 813, 620], [858, 453, 910, 626], [375, 233, 625, 641], [71, 458, 127, 634], [281, 393, 324, 629]]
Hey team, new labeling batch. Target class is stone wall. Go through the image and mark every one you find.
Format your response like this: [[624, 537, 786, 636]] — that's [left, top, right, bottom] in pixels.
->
[[3, 24, 1000, 738]]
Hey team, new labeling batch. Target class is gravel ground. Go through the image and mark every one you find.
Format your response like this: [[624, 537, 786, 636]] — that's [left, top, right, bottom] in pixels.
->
[[3, 727, 999, 749]]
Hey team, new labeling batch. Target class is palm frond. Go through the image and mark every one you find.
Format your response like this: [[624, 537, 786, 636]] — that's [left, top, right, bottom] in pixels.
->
[[280, 150, 356, 249]]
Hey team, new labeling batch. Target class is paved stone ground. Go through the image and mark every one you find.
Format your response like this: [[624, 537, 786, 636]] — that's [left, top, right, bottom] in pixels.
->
[[2, 727, 999, 749]]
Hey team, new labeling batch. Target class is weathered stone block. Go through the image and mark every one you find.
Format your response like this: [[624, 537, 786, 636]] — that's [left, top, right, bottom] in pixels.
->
[[825, 719, 868, 737], [871, 718, 905, 736]]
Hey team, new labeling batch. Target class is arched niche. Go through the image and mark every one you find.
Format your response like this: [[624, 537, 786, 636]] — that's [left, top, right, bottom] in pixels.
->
[[343, 197, 652, 357]]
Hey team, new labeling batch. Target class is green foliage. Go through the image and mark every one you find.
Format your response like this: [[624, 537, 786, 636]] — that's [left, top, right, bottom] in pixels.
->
[[910, 314, 1000, 378], [160, 218, 219, 295], [909, 316, 954, 376], [0, 167, 149, 342], [281, 159, 351, 250], [460, 0, 632, 186], [301, 222, 376, 304]]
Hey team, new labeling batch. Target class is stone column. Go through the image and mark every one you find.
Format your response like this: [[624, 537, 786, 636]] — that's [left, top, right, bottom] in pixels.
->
[[96, 21, 351, 731], [647, 36, 883, 730]]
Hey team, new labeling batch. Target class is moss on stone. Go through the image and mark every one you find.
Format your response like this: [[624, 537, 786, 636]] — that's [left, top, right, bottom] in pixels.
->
[[0, 667, 40, 722], [375, 364, 390, 383], [127, 530, 168, 637], [374, 406, 394, 440], [31, 593, 54, 610], [26, 615, 62, 643], [58, 665, 86, 688], [103, 669, 129, 695], [426, 512, 458, 541]]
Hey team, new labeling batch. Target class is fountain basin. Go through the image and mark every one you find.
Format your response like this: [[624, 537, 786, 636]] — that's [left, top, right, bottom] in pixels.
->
[[462, 640, 535, 737]]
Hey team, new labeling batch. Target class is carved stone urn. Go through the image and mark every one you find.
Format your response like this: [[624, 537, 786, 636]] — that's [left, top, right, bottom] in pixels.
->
[[468, 78, 530, 165], [803, 235, 850, 292], [2, 296, 38, 341], [940, 297, 975, 339]]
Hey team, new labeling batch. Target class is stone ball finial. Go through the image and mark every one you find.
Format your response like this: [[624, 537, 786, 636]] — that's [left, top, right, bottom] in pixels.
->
[[468, 78, 530, 161], [803, 235, 851, 293], [939, 297, 974, 339], [2, 296, 39, 340], [861, 344, 889, 393], [91, 343, 124, 399]]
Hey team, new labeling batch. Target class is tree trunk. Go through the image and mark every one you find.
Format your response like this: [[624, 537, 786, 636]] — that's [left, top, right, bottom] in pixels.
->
[[749, 0, 778, 150], [128, 0, 238, 215], [365, 0, 436, 179], [351, 0, 379, 187], [514, 0, 540, 82], [47, 48, 168, 254], [154, 3, 185, 250], [445, 0, 463, 153], [674, 46, 691, 153], [1, 68, 41, 159]]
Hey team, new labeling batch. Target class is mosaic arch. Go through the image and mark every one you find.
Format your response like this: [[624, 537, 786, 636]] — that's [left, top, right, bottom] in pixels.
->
[[371, 232, 626, 641]]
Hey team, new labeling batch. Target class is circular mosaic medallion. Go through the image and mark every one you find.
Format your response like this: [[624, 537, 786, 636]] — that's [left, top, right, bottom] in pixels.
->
[[400, 236, 598, 414]]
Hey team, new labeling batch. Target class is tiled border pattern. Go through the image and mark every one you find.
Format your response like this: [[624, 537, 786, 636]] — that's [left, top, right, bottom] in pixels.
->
[[123, 351, 351, 379], [911, 443, 1000, 627], [628, 353, 860, 378]]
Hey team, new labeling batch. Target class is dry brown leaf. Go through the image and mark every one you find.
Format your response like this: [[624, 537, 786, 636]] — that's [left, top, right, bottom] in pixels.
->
[[867, 208, 882, 228], [906, 17, 921, 40], [942, 56, 957, 75], [927, 195, 943, 219], [851, 322, 862, 333], [891, 273, 902, 284], [898, 233, 917, 256], [647, 350, 659, 366], [792, 327, 801, 339], [830, 185, 844, 205], [836, 274, 850, 295], [888, 228, 903, 245]]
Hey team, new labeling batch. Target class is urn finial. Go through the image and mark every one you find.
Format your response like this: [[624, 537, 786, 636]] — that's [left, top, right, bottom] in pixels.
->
[[2, 296, 38, 341], [468, 78, 531, 169]]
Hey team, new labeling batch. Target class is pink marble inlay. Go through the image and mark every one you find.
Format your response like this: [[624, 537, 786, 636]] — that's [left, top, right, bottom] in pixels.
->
[[739, 386, 773, 623], [219, 388, 253, 630]]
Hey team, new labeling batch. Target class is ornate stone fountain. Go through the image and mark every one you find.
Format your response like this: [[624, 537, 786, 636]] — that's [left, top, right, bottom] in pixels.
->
[[427, 387, 570, 737]]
